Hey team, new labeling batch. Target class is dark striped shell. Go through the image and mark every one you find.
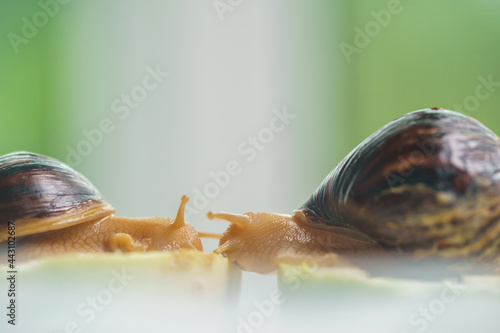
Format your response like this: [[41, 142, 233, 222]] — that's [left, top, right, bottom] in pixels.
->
[[0, 152, 114, 241], [300, 109, 500, 263]]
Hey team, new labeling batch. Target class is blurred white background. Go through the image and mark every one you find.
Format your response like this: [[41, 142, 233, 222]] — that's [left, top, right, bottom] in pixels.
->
[[62, 1, 345, 246], [59, 2, 346, 328]]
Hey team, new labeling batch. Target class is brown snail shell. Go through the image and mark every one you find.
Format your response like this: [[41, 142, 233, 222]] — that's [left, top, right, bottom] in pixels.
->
[[0, 151, 203, 260], [301, 109, 500, 260], [0, 151, 114, 241], [208, 109, 500, 274]]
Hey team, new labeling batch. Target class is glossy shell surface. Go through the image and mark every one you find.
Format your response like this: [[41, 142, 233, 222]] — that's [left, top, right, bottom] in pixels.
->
[[0, 152, 113, 240], [301, 109, 500, 261]]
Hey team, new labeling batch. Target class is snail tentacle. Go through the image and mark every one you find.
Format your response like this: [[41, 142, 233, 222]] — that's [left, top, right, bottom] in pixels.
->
[[206, 211, 251, 226], [171, 195, 189, 227]]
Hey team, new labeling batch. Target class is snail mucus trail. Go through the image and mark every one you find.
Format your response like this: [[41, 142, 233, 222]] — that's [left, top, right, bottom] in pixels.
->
[[0, 151, 207, 261], [208, 108, 500, 274]]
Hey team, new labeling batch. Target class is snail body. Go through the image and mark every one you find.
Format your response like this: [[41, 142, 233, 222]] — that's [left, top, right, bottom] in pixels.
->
[[208, 109, 500, 274], [0, 152, 202, 260]]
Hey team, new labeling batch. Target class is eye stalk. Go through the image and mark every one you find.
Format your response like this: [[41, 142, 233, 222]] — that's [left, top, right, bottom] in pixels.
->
[[172, 195, 189, 227], [207, 211, 251, 226]]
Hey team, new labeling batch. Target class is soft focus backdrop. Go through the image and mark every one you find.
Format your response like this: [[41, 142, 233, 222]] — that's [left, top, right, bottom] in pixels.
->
[[1, 0, 500, 332], [1, 0, 500, 238]]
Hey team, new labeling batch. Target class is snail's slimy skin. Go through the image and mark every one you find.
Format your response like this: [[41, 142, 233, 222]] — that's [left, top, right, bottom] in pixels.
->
[[208, 211, 387, 274], [16, 217, 202, 260], [14, 196, 203, 261]]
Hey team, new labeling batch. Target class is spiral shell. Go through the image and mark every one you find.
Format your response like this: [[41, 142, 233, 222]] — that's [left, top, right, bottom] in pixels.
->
[[0, 151, 114, 241], [300, 109, 500, 263]]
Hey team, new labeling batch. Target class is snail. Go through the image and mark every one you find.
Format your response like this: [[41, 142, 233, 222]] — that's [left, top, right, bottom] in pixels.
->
[[207, 108, 500, 274], [0, 151, 204, 261]]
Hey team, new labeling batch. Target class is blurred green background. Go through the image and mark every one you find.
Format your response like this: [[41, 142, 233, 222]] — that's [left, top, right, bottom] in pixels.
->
[[0, 0, 499, 235], [1, 1, 500, 332]]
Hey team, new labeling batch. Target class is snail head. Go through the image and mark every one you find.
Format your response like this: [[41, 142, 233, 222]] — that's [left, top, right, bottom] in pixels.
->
[[206, 210, 315, 274]]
